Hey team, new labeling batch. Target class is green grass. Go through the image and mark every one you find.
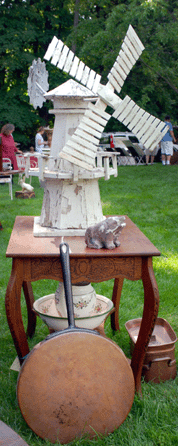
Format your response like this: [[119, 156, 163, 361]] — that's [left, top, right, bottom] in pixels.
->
[[0, 164, 178, 446]]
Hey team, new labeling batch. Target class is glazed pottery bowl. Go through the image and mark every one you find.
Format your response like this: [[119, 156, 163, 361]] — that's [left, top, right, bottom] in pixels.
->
[[33, 293, 114, 331]]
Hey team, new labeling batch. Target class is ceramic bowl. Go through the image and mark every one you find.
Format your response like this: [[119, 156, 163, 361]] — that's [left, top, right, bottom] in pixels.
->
[[55, 282, 97, 318], [33, 293, 114, 331]]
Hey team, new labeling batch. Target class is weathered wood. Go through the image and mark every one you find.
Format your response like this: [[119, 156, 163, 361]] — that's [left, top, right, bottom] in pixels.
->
[[75, 127, 99, 145], [64, 142, 96, 164], [69, 55, 80, 77], [57, 45, 69, 70], [63, 49, 74, 73], [80, 65, 90, 85], [92, 73, 101, 93], [44, 35, 58, 60], [86, 69, 96, 90], [51, 39, 63, 65], [75, 60, 85, 82], [59, 151, 94, 170], [107, 73, 122, 93], [97, 84, 121, 109], [88, 102, 110, 120], [127, 24, 145, 53]]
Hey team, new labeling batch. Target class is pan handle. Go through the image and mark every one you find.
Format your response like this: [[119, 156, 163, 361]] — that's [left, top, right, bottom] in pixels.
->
[[60, 243, 75, 329]]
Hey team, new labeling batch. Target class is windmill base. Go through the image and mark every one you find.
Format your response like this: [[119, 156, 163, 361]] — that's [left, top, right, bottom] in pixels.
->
[[36, 177, 104, 237], [33, 217, 87, 237]]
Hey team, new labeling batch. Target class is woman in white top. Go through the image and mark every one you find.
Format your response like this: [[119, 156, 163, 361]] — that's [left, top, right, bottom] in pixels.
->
[[35, 127, 48, 153]]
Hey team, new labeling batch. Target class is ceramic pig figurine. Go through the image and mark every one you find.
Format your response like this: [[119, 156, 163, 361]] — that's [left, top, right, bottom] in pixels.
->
[[85, 216, 126, 249]]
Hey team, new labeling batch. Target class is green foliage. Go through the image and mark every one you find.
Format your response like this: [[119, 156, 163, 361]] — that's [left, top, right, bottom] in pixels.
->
[[0, 0, 73, 148], [1, 0, 178, 142]]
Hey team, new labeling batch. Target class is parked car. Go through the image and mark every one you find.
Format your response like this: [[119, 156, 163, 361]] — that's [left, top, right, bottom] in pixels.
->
[[100, 132, 145, 164]]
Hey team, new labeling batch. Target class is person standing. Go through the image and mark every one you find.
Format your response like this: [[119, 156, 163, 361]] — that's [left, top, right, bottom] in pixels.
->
[[0, 123, 22, 170], [161, 116, 176, 165], [35, 126, 48, 153]]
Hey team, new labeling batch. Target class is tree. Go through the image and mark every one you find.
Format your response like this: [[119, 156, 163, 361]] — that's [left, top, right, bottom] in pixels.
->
[[66, 0, 178, 131], [0, 0, 73, 148]]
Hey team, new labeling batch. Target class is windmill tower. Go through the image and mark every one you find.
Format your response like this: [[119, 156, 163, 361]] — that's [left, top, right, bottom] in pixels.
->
[[27, 25, 168, 236]]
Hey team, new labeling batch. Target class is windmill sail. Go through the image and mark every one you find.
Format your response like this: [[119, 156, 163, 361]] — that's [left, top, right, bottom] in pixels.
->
[[44, 25, 168, 168], [44, 37, 101, 94]]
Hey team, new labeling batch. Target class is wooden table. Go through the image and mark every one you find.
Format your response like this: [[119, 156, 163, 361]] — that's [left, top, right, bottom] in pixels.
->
[[5, 215, 160, 394]]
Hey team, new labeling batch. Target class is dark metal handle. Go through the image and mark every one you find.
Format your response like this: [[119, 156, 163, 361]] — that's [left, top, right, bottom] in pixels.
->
[[143, 357, 176, 371], [60, 242, 75, 329]]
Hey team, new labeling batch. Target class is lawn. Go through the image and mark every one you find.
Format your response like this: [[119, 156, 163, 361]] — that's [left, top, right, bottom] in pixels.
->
[[0, 163, 178, 446]]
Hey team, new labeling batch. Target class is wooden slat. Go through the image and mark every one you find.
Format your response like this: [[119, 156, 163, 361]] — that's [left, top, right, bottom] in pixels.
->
[[122, 101, 139, 126], [127, 25, 145, 52], [124, 35, 140, 61], [88, 103, 110, 121], [113, 60, 128, 80], [148, 126, 168, 151], [75, 61, 85, 82], [65, 140, 96, 160], [78, 121, 102, 139], [51, 40, 63, 65], [72, 134, 97, 153], [128, 107, 146, 130], [118, 99, 137, 123], [122, 42, 136, 66], [44, 36, 58, 61], [63, 50, 74, 73], [86, 70, 96, 90], [132, 112, 151, 135], [119, 49, 134, 72], [136, 117, 157, 143], [57, 45, 69, 70], [110, 66, 126, 87], [107, 73, 123, 93], [80, 65, 90, 85], [82, 115, 104, 134], [69, 55, 80, 77], [112, 96, 131, 119], [136, 115, 155, 140], [85, 109, 108, 127], [59, 149, 94, 170], [92, 73, 101, 93], [75, 127, 99, 145], [144, 127, 165, 148]]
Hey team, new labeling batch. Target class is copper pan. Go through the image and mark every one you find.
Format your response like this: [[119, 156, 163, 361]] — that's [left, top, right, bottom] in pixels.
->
[[17, 243, 135, 444]]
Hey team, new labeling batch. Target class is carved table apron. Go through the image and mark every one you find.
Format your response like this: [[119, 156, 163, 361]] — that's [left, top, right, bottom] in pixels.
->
[[5, 215, 160, 394]]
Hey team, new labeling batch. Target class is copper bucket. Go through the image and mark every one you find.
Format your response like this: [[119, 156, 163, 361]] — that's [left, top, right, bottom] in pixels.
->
[[125, 318, 177, 383]]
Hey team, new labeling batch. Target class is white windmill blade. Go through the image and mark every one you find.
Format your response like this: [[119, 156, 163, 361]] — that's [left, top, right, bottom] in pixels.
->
[[59, 102, 111, 170], [112, 95, 169, 150], [44, 37, 101, 94], [107, 25, 145, 95]]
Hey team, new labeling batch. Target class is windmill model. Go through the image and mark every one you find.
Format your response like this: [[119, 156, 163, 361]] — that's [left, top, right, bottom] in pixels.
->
[[27, 25, 168, 237]]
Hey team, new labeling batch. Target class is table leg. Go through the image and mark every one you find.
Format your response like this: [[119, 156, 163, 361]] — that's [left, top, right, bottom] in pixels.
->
[[22, 281, 36, 338], [131, 257, 159, 394], [5, 260, 30, 364], [111, 277, 124, 331]]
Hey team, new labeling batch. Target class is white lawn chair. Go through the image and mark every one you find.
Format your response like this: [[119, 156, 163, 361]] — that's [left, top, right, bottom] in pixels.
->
[[0, 158, 13, 200]]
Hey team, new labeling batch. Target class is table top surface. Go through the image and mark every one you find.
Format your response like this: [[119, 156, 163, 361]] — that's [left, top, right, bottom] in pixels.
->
[[6, 216, 160, 258]]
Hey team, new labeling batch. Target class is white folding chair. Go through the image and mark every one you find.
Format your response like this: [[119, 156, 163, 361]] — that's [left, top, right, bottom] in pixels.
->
[[0, 158, 13, 200]]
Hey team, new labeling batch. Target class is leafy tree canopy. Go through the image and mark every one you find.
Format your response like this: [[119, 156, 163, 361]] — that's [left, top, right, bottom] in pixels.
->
[[0, 0, 178, 145]]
